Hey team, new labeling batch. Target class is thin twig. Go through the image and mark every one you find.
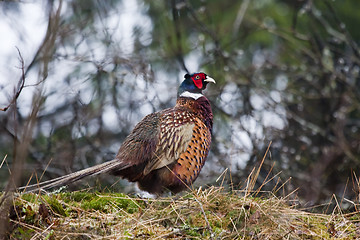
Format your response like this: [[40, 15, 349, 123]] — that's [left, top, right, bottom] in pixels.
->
[[194, 197, 214, 239], [0, 47, 26, 112], [232, 0, 250, 38], [0, 155, 7, 169]]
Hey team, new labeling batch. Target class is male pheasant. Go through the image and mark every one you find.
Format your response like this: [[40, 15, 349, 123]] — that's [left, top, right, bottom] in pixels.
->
[[21, 72, 215, 194]]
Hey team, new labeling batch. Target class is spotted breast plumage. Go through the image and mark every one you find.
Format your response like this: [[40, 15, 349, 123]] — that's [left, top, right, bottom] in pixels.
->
[[20, 72, 215, 194]]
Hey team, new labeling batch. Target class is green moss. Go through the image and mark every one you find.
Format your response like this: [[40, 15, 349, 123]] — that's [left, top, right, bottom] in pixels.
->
[[81, 196, 111, 212], [20, 193, 38, 203], [181, 225, 202, 237], [57, 192, 141, 214], [23, 205, 37, 224], [61, 191, 93, 202], [118, 198, 138, 213], [43, 195, 68, 217]]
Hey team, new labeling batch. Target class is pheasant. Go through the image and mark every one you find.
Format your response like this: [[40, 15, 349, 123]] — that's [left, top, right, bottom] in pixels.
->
[[20, 72, 215, 194]]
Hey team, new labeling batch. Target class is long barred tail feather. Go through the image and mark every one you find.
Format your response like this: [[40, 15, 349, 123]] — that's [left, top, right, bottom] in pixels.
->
[[18, 159, 128, 193]]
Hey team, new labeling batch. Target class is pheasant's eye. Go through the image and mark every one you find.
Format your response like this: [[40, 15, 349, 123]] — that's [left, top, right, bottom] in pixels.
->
[[195, 75, 200, 80]]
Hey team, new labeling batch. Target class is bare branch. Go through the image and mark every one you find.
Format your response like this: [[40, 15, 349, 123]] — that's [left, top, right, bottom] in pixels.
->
[[0, 47, 26, 112], [171, 0, 189, 73]]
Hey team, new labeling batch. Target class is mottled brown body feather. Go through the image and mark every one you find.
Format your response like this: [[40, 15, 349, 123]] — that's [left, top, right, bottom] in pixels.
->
[[110, 96, 213, 193]]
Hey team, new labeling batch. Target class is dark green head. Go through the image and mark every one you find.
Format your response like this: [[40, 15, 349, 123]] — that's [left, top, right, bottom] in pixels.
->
[[178, 72, 216, 99]]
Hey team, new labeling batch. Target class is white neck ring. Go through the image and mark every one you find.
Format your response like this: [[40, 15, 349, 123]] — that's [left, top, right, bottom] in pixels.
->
[[180, 91, 203, 100]]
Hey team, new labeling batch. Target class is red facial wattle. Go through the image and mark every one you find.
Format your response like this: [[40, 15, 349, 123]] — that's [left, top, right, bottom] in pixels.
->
[[192, 73, 206, 89]]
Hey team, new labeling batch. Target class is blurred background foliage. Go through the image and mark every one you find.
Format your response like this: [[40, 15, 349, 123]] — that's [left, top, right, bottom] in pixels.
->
[[0, 0, 359, 208]]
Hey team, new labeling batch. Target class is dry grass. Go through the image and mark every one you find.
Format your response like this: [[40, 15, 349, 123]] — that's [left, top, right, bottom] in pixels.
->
[[4, 185, 360, 240]]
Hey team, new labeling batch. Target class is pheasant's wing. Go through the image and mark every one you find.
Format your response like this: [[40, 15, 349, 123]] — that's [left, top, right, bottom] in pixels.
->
[[116, 110, 195, 176], [116, 112, 162, 166], [143, 111, 195, 175]]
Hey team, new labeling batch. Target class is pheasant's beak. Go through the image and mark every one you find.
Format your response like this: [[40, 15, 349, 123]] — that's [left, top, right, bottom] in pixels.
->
[[204, 76, 216, 84]]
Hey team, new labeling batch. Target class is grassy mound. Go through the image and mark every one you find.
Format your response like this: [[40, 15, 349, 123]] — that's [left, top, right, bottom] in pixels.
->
[[6, 186, 360, 239]]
